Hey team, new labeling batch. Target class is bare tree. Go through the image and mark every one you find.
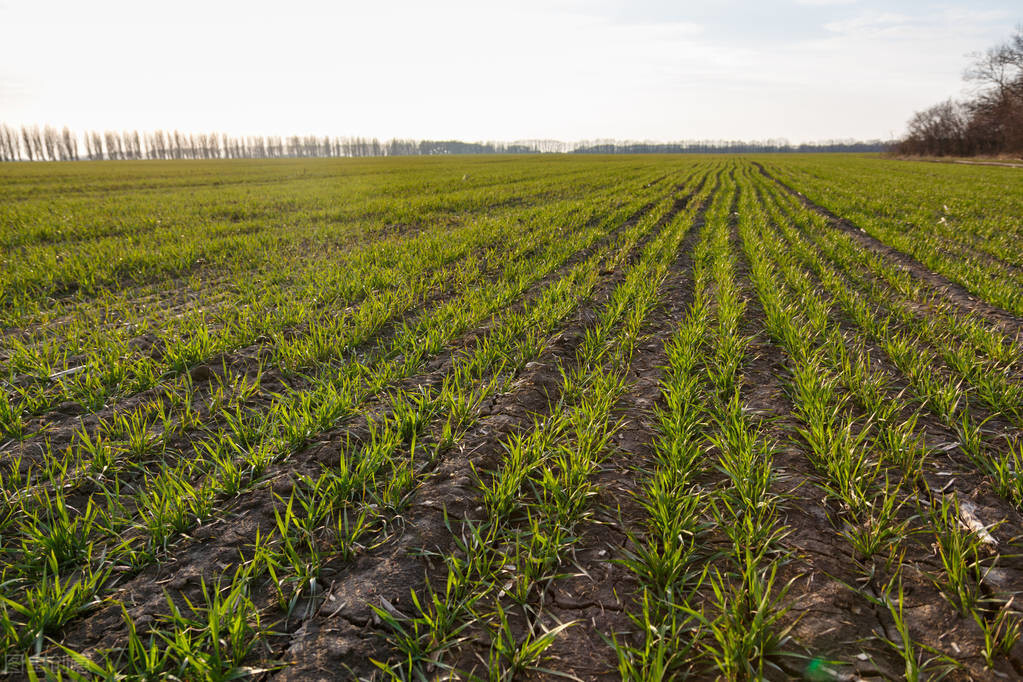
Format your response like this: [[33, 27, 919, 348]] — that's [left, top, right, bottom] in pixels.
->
[[900, 26, 1023, 156], [898, 99, 970, 155], [0, 124, 18, 160], [86, 131, 103, 160], [61, 127, 78, 160], [965, 27, 1023, 153], [20, 126, 37, 161]]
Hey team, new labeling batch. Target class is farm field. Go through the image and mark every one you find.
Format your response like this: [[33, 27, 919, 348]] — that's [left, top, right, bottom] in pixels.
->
[[1, 154, 1022, 680]]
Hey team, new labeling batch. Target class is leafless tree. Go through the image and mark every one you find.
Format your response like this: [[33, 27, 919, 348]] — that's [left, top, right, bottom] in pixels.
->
[[899, 26, 1023, 156], [0, 124, 19, 160], [898, 99, 970, 155]]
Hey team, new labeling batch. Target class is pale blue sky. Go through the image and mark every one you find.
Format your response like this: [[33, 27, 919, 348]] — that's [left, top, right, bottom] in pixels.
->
[[1, 0, 1018, 142]]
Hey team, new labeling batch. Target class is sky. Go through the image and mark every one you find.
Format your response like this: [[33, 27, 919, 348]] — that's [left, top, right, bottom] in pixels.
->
[[0, 0, 1019, 143]]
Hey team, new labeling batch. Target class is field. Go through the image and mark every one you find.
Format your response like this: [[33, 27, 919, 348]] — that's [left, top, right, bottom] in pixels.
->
[[1, 154, 1022, 680]]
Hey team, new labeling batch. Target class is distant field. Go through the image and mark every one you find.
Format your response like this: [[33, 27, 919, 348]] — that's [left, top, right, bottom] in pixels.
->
[[1, 155, 1022, 680]]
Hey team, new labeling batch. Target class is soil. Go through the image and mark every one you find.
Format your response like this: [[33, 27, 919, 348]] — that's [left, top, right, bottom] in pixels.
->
[[7, 161, 1023, 681]]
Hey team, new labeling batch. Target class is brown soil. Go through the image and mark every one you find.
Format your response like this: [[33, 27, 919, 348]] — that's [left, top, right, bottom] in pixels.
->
[[34, 176, 704, 679], [11, 162, 1023, 682], [752, 162, 1023, 340]]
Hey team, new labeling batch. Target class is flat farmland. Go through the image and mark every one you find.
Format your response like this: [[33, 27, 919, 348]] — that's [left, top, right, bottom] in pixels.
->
[[1, 154, 1022, 680]]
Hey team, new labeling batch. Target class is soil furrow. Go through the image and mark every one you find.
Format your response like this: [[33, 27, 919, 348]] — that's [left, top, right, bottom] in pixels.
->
[[44, 174, 705, 671], [268, 173, 712, 680], [752, 161, 1023, 339], [730, 186, 928, 680], [535, 179, 714, 680], [739, 174, 1023, 680]]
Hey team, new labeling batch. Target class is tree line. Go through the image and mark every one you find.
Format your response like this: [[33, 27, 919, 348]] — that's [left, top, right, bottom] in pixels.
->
[[0, 127, 485, 162], [571, 139, 885, 154], [895, 27, 1023, 157], [0, 125, 886, 162]]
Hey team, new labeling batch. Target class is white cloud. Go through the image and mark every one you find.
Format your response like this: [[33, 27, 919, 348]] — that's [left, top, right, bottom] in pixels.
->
[[795, 0, 858, 6], [824, 11, 912, 36]]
